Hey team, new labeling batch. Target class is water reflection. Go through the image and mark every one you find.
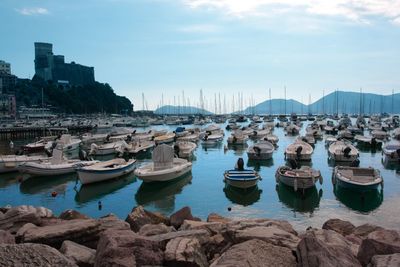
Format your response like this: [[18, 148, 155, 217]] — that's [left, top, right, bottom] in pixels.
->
[[334, 186, 383, 213], [20, 173, 76, 195], [247, 159, 274, 172], [202, 142, 223, 151], [276, 183, 322, 213], [135, 174, 192, 214], [227, 144, 248, 156], [223, 185, 262, 206], [0, 172, 20, 188], [75, 174, 136, 203]]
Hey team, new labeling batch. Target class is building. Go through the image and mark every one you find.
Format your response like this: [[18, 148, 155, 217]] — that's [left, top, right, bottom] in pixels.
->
[[34, 42, 95, 86], [0, 94, 16, 118], [0, 71, 17, 94], [0, 60, 11, 74]]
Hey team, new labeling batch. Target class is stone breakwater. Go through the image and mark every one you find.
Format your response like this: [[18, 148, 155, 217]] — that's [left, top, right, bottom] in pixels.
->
[[0, 205, 399, 266]]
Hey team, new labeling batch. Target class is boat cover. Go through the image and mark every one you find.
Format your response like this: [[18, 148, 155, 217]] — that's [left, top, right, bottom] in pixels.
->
[[153, 144, 174, 170]]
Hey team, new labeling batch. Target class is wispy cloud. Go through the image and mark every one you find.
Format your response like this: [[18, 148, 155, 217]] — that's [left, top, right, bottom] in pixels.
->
[[393, 17, 400, 25], [16, 7, 49, 16], [178, 24, 220, 33], [184, 0, 400, 24]]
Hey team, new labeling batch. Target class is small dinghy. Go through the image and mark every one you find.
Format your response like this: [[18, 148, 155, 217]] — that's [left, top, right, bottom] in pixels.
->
[[275, 165, 322, 192], [371, 130, 389, 141], [46, 134, 81, 152], [18, 146, 97, 178], [22, 139, 48, 153], [328, 141, 359, 162], [332, 166, 383, 191], [77, 158, 136, 185], [354, 135, 382, 148], [117, 140, 155, 155], [0, 155, 50, 173], [382, 140, 400, 162], [227, 130, 248, 145], [154, 132, 176, 145], [89, 141, 124, 156], [174, 141, 197, 158], [285, 140, 313, 161], [247, 140, 274, 160], [325, 135, 337, 147], [134, 144, 192, 182], [202, 133, 224, 145], [224, 158, 261, 189], [264, 134, 279, 146]]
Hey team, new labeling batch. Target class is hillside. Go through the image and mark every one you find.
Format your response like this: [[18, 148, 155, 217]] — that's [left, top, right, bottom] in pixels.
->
[[154, 105, 213, 115]]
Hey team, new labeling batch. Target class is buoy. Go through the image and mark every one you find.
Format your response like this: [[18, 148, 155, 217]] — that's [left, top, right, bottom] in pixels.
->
[[51, 191, 58, 197], [98, 201, 102, 210], [227, 207, 232, 211]]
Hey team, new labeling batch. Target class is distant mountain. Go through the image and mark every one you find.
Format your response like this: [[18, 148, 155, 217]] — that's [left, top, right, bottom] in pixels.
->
[[154, 105, 213, 115], [242, 91, 399, 114]]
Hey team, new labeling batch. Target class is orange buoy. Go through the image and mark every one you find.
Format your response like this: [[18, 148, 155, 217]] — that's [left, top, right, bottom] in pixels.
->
[[51, 191, 58, 197]]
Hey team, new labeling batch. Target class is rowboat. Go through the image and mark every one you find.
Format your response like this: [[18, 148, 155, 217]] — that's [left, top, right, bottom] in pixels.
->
[[332, 166, 383, 192]]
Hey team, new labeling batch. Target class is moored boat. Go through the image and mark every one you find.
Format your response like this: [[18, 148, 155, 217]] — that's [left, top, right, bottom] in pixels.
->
[[275, 165, 322, 192], [328, 141, 359, 163], [382, 140, 400, 162], [223, 158, 261, 189], [332, 166, 383, 191], [174, 141, 197, 158], [0, 155, 50, 173], [285, 140, 313, 161], [247, 140, 274, 160]]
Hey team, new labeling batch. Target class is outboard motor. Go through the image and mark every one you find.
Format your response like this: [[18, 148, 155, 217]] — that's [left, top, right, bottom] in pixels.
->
[[254, 146, 261, 156], [397, 148, 400, 158], [253, 130, 257, 137], [371, 138, 377, 148], [296, 146, 303, 160], [174, 144, 180, 156], [288, 158, 299, 169], [79, 149, 88, 161], [343, 146, 352, 158], [233, 136, 237, 144], [236, 158, 244, 171], [132, 130, 137, 135], [56, 134, 62, 140], [126, 135, 132, 142], [106, 134, 111, 142], [45, 149, 53, 157], [204, 135, 208, 141], [350, 159, 360, 167]]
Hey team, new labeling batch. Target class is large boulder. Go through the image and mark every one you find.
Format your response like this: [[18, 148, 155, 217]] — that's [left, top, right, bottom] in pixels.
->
[[98, 214, 130, 232], [170, 206, 195, 229], [352, 224, 384, 239], [225, 219, 299, 251], [0, 230, 14, 244], [322, 218, 355, 236], [16, 219, 101, 249], [180, 220, 225, 235], [0, 243, 77, 266], [147, 229, 210, 249], [139, 223, 175, 236], [95, 229, 163, 267], [210, 239, 296, 267], [0, 205, 53, 233], [59, 209, 90, 220], [60, 240, 95, 267], [207, 213, 231, 224], [369, 253, 400, 267], [165, 237, 209, 267], [297, 229, 361, 267], [125, 205, 169, 232], [358, 229, 400, 266]]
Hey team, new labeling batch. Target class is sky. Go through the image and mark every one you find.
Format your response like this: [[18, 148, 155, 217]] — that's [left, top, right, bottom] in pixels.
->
[[1, 0, 400, 112]]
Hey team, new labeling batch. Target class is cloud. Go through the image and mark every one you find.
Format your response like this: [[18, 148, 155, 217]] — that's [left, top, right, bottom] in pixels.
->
[[184, 0, 400, 24], [393, 17, 400, 25], [178, 24, 220, 33], [16, 7, 49, 16]]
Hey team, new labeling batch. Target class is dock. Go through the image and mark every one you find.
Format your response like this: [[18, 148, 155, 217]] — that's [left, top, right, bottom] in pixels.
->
[[0, 126, 93, 141]]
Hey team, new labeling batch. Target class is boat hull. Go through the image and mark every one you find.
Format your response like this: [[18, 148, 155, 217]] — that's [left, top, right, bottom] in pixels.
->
[[135, 163, 192, 183], [78, 161, 136, 185], [247, 152, 272, 160]]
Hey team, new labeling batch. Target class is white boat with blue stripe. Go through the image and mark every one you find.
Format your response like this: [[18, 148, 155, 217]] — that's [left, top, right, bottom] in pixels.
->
[[224, 169, 261, 189]]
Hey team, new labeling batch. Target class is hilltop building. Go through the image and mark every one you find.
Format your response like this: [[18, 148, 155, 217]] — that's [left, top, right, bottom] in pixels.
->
[[0, 94, 16, 118], [0, 60, 11, 74], [0, 60, 17, 94], [34, 42, 95, 86]]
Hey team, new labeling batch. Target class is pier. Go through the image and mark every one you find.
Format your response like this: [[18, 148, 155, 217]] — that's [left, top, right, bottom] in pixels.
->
[[0, 126, 93, 141]]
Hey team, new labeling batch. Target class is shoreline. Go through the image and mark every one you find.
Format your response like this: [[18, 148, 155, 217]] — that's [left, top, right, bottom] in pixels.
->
[[0, 204, 398, 266]]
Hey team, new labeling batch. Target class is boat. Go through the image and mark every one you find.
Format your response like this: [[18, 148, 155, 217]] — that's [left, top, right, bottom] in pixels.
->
[[393, 128, 400, 140], [325, 135, 337, 147], [264, 134, 279, 146], [154, 132, 176, 145], [382, 140, 400, 162], [77, 158, 136, 185], [224, 158, 261, 189], [0, 155, 50, 174], [371, 130, 390, 141], [250, 129, 270, 139], [285, 124, 300, 135], [89, 141, 124, 156], [328, 141, 359, 163], [202, 132, 224, 145], [298, 135, 315, 146], [354, 135, 382, 148], [227, 130, 248, 145], [116, 140, 155, 155], [174, 141, 197, 158], [332, 166, 383, 191], [18, 146, 97, 178], [285, 140, 313, 161], [46, 134, 81, 153], [275, 165, 322, 192], [247, 140, 274, 160], [134, 144, 192, 182], [22, 139, 47, 153]]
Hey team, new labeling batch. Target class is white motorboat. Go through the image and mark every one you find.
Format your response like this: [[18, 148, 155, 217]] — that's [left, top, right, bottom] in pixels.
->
[[227, 130, 248, 145], [77, 158, 136, 185], [275, 166, 322, 192], [202, 132, 223, 145], [134, 144, 192, 182], [247, 140, 274, 160], [174, 141, 197, 158], [46, 134, 81, 153], [81, 133, 108, 145], [177, 132, 200, 142], [117, 140, 155, 155], [328, 141, 359, 162], [382, 140, 400, 162], [285, 140, 313, 161], [0, 155, 50, 173], [154, 132, 176, 145], [89, 141, 124, 156], [18, 146, 97, 178]]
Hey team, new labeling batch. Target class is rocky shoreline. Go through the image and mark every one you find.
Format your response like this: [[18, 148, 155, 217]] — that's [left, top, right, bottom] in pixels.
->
[[0, 205, 399, 266]]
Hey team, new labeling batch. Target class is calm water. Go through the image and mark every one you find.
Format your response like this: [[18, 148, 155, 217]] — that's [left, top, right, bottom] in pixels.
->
[[1, 121, 400, 231]]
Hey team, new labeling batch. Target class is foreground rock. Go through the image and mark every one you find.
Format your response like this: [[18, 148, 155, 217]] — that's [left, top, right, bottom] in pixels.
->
[[95, 229, 163, 267], [369, 253, 400, 267], [322, 218, 355, 236], [139, 223, 175, 236], [59, 209, 90, 220], [0, 243, 77, 266], [0, 205, 53, 233], [211, 239, 296, 267], [297, 229, 361, 267], [16, 219, 101, 249], [0, 229, 15, 244], [125, 205, 169, 232], [357, 229, 400, 266], [170, 206, 196, 229], [60, 240, 95, 267], [165, 237, 209, 267]]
